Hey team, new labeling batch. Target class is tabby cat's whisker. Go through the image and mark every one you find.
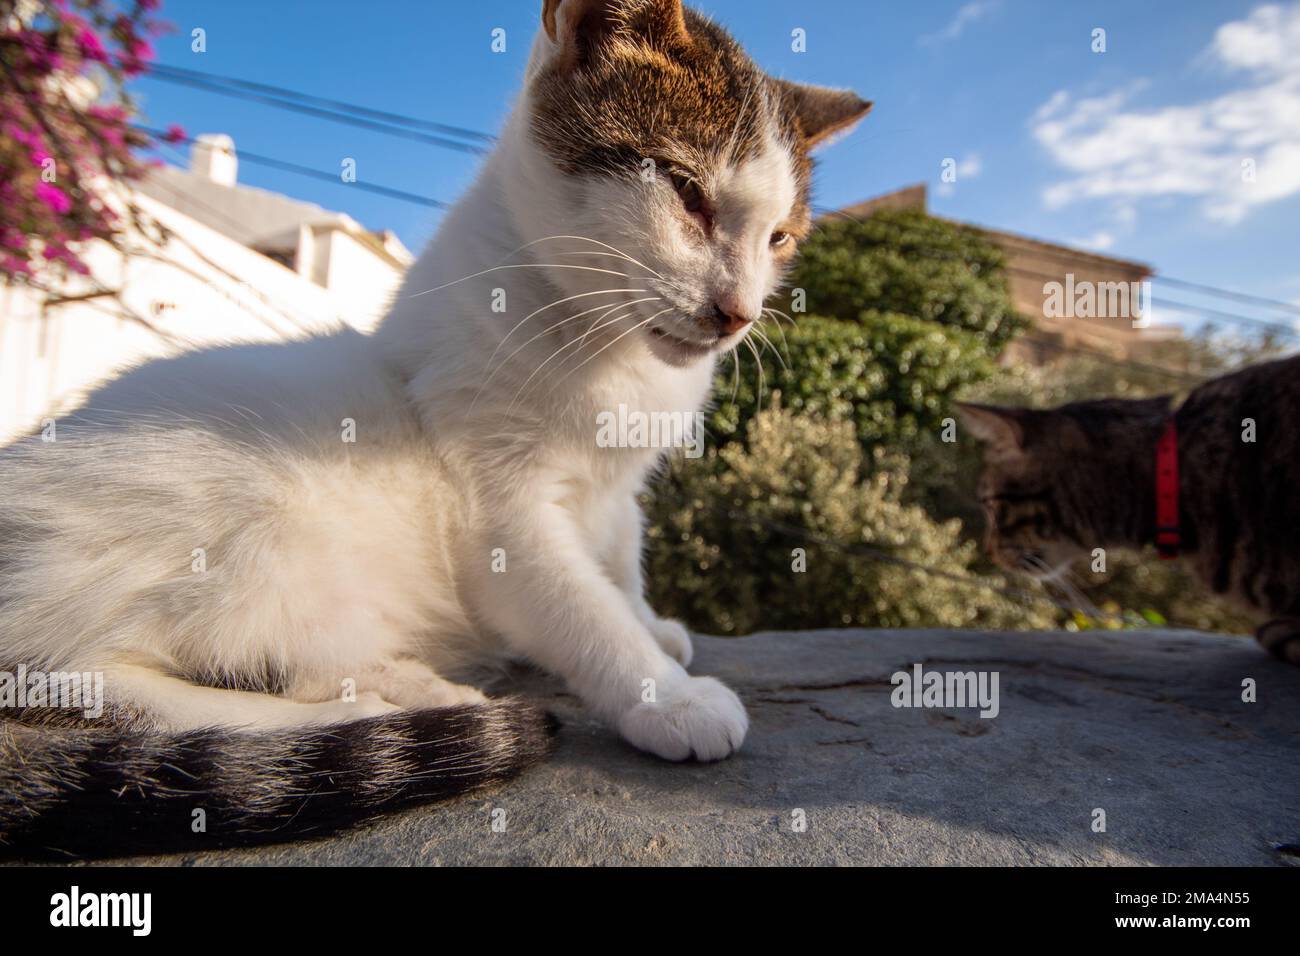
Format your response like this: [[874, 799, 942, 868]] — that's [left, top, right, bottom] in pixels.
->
[[1021, 554, 1104, 621]]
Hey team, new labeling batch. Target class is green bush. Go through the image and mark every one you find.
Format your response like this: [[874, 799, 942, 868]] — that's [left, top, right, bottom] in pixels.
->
[[784, 209, 1027, 348], [709, 312, 995, 454], [644, 399, 1057, 635], [705, 210, 1022, 459]]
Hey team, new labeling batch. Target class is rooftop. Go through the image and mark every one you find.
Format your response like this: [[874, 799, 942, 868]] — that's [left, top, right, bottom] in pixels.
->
[[837, 183, 1154, 277], [137, 134, 412, 270]]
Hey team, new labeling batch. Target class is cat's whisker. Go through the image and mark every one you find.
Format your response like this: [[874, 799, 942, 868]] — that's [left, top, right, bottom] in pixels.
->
[[481, 287, 650, 381], [547, 251, 658, 267], [728, 347, 741, 409], [473, 296, 661, 411], [749, 326, 776, 368], [1019, 554, 1105, 622], [751, 325, 788, 372], [575, 304, 619, 351], [761, 309, 792, 357], [743, 334, 765, 412], [507, 234, 666, 280], [405, 263, 633, 299], [763, 306, 797, 327], [546, 308, 675, 397], [1057, 569, 1104, 619], [487, 295, 661, 381], [506, 303, 657, 413]]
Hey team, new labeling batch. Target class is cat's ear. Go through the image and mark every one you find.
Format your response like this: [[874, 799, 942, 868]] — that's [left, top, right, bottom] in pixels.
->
[[955, 402, 1029, 455], [541, 0, 688, 70], [772, 79, 873, 149]]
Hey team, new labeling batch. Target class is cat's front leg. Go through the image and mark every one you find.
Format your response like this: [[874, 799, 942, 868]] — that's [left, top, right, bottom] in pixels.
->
[[471, 501, 746, 761], [605, 494, 693, 667]]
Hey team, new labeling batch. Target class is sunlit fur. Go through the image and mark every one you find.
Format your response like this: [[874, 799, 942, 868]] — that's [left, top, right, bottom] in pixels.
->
[[0, 1, 870, 775]]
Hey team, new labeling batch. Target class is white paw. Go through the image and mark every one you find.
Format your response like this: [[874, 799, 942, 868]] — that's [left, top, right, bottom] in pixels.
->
[[647, 617, 694, 667], [617, 676, 747, 762]]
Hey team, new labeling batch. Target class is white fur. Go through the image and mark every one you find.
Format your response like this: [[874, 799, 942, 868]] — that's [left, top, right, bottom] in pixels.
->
[[0, 20, 804, 760]]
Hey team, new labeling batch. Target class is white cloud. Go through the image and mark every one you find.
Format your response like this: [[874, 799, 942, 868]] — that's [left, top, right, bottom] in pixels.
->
[[1030, 3, 1300, 225], [920, 1, 1000, 47], [936, 152, 983, 197], [1069, 231, 1116, 251]]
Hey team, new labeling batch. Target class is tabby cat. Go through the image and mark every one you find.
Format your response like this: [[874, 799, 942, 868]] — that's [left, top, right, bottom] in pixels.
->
[[958, 353, 1300, 663]]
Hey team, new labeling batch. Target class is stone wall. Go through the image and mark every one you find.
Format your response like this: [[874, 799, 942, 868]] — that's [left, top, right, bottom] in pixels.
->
[[109, 628, 1299, 866]]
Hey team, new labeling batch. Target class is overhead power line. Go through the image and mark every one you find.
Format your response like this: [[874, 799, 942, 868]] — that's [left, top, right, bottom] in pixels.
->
[[136, 126, 451, 209], [1016, 335, 1207, 387], [1156, 274, 1300, 318], [146, 65, 491, 156], [150, 64, 495, 143]]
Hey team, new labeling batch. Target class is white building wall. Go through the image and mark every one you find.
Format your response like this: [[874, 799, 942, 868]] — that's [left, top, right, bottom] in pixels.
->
[[0, 192, 406, 442], [317, 228, 405, 332]]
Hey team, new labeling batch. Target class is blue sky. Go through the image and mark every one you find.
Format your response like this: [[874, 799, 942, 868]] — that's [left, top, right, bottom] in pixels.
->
[[132, 0, 1300, 327]]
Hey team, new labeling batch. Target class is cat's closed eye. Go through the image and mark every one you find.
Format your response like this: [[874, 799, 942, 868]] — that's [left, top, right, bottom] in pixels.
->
[[667, 168, 710, 225]]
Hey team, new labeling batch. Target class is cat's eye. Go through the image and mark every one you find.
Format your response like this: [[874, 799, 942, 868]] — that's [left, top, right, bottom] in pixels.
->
[[770, 231, 792, 248], [669, 171, 706, 216]]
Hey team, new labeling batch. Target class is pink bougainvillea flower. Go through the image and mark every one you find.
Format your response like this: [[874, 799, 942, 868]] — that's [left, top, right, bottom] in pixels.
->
[[1, 0, 173, 282], [87, 104, 128, 123], [1, 255, 33, 276], [75, 27, 109, 63], [118, 37, 155, 76], [162, 123, 186, 144], [34, 182, 72, 214]]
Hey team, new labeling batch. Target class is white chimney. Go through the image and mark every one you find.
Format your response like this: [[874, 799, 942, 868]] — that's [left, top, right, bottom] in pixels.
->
[[190, 134, 238, 187]]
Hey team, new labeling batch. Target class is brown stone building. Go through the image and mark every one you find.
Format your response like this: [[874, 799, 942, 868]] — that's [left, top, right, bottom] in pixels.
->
[[837, 184, 1185, 366]]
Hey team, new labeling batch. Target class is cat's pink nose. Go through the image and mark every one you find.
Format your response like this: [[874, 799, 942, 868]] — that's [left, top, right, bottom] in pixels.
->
[[712, 300, 754, 336]]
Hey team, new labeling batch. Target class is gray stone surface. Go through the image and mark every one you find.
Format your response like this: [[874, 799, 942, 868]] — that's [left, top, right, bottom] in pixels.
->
[[107, 629, 1300, 866]]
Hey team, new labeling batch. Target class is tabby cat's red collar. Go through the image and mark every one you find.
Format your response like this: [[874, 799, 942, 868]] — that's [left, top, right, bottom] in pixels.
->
[[1155, 419, 1181, 559]]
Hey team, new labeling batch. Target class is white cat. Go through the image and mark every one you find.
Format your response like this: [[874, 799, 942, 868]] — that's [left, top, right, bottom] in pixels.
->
[[0, 0, 868, 857]]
